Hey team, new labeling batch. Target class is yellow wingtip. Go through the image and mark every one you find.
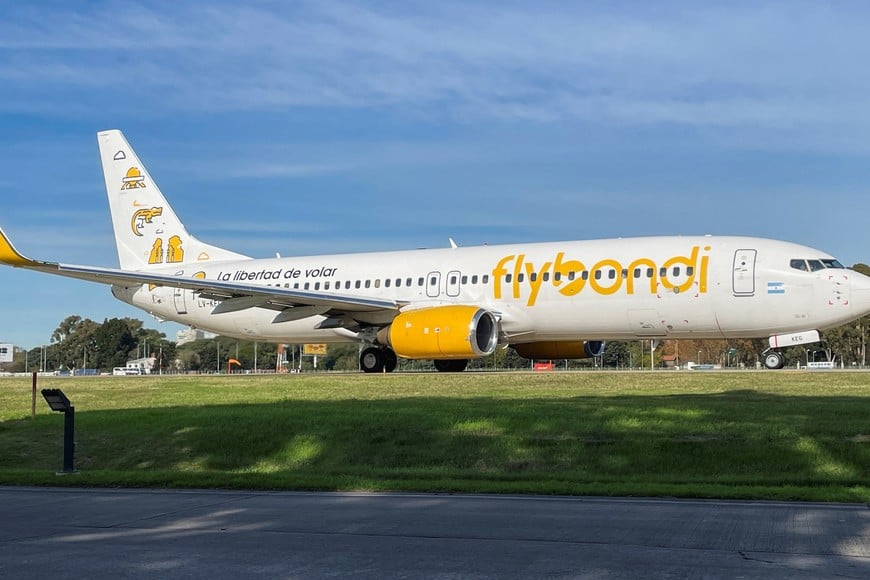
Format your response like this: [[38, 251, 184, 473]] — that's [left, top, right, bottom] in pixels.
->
[[0, 226, 38, 267]]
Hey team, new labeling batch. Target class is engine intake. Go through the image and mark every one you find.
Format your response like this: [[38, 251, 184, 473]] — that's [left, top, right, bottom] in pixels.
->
[[513, 340, 605, 360], [378, 305, 498, 359]]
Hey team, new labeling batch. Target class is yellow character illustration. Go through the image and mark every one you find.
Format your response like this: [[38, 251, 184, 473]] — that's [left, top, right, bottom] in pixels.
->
[[121, 167, 147, 190], [131, 207, 163, 236], [167, 235, 184, 263], [149, 238, 163, 264]]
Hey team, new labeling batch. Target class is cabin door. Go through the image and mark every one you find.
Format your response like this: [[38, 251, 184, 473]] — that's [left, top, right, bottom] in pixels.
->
[[732, 249, 757, 296], [173, 288, 188, 314]]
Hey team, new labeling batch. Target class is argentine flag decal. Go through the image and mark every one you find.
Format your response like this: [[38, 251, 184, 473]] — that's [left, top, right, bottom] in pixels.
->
[[768, 282, 785, 294]]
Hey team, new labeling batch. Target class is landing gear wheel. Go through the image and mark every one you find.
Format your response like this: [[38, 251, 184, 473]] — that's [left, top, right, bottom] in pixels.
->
[[383, 349, 398, 373], [764, 351, 785, 370], [360, 347, 384, 373], [434, 359, 469, 373]]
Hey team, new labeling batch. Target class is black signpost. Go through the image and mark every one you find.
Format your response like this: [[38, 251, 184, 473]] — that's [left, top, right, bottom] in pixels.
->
[[41, 389, 76, 474]]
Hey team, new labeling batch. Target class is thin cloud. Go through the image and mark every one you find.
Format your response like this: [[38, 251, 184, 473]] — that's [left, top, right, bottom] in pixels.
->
[[1, 1, 869, 133]]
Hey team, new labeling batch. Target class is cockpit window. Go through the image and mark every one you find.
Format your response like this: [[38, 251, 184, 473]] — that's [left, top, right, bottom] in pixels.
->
[[790, 258, 845, 272]]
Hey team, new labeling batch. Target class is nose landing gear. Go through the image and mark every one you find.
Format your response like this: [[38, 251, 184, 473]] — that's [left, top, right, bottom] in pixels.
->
[[763, 350, 785, 370]]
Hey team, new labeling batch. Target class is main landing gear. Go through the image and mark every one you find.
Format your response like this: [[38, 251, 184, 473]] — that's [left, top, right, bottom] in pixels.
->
[[360, 346, 398, 373], [359, 348, 470, 373]]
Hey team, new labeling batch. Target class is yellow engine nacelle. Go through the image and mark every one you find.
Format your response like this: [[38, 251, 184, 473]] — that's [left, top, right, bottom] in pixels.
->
[[378, 305, 498, 359], [513, 340, 605, 360]]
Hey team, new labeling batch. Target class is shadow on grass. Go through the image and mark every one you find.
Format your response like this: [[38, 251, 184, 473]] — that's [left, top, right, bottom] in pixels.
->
[[2, 389, 870, 499]]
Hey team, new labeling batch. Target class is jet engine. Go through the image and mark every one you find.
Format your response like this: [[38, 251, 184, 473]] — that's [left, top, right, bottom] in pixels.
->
[[377, 305, 498, 359], [513, 340, 605, 359]]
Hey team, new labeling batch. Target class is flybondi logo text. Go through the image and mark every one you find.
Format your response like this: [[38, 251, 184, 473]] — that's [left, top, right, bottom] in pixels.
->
[[491, 246, 711, 306]]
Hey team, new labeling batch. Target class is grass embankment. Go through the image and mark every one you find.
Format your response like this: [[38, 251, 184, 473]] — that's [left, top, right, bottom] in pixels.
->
[[1, 372, 870, 501]]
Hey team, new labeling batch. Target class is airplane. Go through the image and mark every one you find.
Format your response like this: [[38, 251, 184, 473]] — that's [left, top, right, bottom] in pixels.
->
[[2, 129, 870, 372]]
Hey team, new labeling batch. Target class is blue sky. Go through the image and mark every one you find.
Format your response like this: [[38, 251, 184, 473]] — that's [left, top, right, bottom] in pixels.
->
[[2, 1, 870, 349]]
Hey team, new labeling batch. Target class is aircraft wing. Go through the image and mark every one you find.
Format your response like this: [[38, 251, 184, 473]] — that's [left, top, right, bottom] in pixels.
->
[[0, 226, 401, 315]]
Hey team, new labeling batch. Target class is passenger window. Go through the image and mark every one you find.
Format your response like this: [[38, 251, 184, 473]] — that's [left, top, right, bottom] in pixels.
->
[[314, 282, 320, 290], [553, 272, 561, 282], [450, 276, 457, 284], [324, 282, 330, 290], [482, 275, 489, 284], [543, 272, 550, 281], [687, 267, 694, 276], [304, 282, 310, 290], [608, 270, 615, 280], [621, 269, 628, 279], [365, 280, 371, 288], [647, 268, 654, 278], [355, 280, 361, 289], [461, 275, 468, 284], [594, 270, 602, 280], [406, 277, 412, 287], [345, 281, 351, 289], [568, 271, 575, 281], [505, 274, 512, 283], [418, 277, 424, 286], [529, 273, 536, 282], [633, 268, 641, 278], [374, 279, 381, 288], [429, 276, 437, 286], [293, 283, 299, 289], [518, 273, 525, 282], [582, 271, 589, 280], [673, 267, 680, 276], [385, 279, 391, 288], [395, 278, 401, 287], [659, 267, 667, 278], [472, 275, 479, 284]]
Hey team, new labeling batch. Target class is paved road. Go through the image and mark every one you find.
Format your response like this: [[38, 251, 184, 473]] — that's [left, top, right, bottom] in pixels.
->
[[1, 487, 868, 578]]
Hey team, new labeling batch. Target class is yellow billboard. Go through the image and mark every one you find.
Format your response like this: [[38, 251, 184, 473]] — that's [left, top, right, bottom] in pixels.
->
[[303, 344, 328, 356]]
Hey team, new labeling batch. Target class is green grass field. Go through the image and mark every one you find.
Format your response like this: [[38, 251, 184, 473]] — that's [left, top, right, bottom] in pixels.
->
[[2, 371, 870, 501]]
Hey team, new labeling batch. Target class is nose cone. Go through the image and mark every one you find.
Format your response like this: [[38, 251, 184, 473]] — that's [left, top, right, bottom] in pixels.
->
[[851, 271, 870, 318]]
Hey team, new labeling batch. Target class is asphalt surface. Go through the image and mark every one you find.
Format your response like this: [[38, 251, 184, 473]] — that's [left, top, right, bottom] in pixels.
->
[[1, 487, 868, 578]]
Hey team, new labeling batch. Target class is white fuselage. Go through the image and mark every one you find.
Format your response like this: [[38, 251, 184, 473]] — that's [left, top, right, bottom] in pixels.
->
[[113, 235, 870, 345]]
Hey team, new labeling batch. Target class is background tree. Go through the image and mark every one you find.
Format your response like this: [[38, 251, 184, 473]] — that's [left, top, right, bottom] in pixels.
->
[[91, 318, 137, 370]]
